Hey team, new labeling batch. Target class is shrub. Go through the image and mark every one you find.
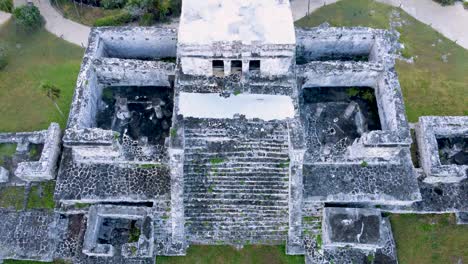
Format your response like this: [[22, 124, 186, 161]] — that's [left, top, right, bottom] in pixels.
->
[[13, 5, 44, 31], [0, 0, 13, 13], [432, 0, 456, 6], [139, 12, 155, 25], [100, 0, 127, 9], [93, 11, 132, 26], [125, 0, 181, 22], [0, 44, 7, 70], [169, 0, 181, 16]]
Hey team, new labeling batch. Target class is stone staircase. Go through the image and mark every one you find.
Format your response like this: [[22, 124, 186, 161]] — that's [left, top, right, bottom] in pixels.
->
[[183, 119, 290, 245]]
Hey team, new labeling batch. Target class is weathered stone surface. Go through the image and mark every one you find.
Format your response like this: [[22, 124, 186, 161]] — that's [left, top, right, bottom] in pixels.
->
[[0, 209, 60, 262], [417, 116, 467, 183], [0, 166, 8, 182], [0, 123, 61, 183], [306, 208, 397, 264], [182, 117, 290, 245], [55, 149, 170, 203]]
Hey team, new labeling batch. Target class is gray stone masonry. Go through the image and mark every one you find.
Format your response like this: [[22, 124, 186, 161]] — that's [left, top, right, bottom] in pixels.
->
[[0, 209, 61, 262], [0, 123, 61, 182], [306, 208, 397, 264], [182, 117, 290, 245], [82, 205, 154, 259], [0, 166, 8, 183], [417, 116, 467, 184]]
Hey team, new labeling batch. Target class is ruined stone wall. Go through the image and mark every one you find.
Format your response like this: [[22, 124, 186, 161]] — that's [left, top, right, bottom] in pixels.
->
[[298, 62, 411, 147], [67, 27, 177, 132], [0, 123, 61, 182], [94, 58, 175, 87], [296, 26, 398, 66], [99, 27, 177, 60], [178, 43, 295, 77]]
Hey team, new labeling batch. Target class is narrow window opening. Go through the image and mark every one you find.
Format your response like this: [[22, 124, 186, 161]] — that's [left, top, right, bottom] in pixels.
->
[[249, 60, 261, 72], [231, 60, 243, 75], [212, 60, 224, 77]]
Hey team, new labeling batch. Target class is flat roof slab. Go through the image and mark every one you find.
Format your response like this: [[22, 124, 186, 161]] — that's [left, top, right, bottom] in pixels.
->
[[178, 0, 295, 45], [178, 92, 295, 121], [303, 150, 421, 205]]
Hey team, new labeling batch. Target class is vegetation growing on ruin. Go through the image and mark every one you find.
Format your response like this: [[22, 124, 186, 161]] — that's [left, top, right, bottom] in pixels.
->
[[26, 181, 56, 210], [0, 20, 83, 132], [296, 0, 468, 122], [390, 214, 468, 263], [0, 181, 56, 210], [210, 157, 224, 165], [0, 143, 17, 165], [157, 245, 304, 264], [128, 221, 141, 243], [0, 186, 24, 210]]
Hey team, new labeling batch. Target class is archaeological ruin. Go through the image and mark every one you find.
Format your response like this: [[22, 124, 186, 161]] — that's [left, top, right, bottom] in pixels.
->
[[0, 0, 466, 263]]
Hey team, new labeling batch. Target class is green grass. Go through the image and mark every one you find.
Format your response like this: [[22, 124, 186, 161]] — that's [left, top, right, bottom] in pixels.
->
[[157, 245, 304, 264], [296, 0, 468, 122], [0, 185, 24, 210], [26, 181, 56, 210], [210, 157, 225, 165], [52, 0, 122, 27], [0, 20, 83, 132], [390, 214, 468, 263], [0, 143, 16, 165]]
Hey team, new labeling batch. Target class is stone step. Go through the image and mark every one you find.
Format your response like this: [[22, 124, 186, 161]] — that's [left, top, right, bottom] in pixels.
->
[[185, 152, 290, 159], [185, 166, 289, 172], [185, 141, 289, 148], [185, 186, 289, 193], [185, 194, 288, 201], [185, 212, 288, 219], [184, 179, 288, 186]]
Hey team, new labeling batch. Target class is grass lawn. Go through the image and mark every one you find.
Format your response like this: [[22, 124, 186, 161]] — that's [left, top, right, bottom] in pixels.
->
[[0, 142, 16, 166], [390, 214, 468, 263], [52, 0, 122, 26], [26, 181, 56, 210], [0, 19, 84, 133], [0, 181, 56, 211], [296, 0, 468, 122], [157, 245, 304, 264]]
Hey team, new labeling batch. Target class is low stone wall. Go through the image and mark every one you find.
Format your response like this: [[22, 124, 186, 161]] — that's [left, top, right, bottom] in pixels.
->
[[417, 116, 467, 183], [15, 123, 62, 181], [0, 123, 61, 183], [296, 25, 399, 67]]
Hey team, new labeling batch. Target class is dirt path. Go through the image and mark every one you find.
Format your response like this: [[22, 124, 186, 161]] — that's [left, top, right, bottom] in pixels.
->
[[8, 0, 467, 49], [378, 0, 468, 49], [0, 10, 12, 26], [14, 0, 90, 47], [290, 0, 468, 49]]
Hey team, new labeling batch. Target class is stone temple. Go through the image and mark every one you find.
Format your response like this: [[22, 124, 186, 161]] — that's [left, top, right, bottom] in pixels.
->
[[0, 0, 466, 263]]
